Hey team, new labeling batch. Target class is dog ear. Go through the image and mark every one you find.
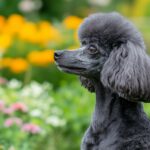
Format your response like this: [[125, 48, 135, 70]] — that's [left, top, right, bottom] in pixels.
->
[[101, 41, 150, 101], [79, 76, 95, 92]]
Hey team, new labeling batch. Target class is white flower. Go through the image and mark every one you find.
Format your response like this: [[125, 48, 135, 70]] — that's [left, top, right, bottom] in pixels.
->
[[46, 116, 66, 127], [18, 0, 42, 12], [7, 79, 22, 89], [89, 0, 111, 6], [8, 146, 15, 150], [21, 81, 43, 97], [20, 87, 30, 97], [30, 82, 43, 96], [30, 109, 42, 117]]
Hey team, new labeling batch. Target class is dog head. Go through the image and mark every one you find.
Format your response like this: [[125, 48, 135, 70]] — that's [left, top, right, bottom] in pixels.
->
[[55, 12, 150, 101]]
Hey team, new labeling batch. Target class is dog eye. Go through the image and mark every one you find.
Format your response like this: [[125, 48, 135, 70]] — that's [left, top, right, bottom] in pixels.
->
[[88, 45, 98, 54]]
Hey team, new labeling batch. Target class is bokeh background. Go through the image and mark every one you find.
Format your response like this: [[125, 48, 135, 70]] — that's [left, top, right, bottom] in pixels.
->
[[0, 0, 150, 149]]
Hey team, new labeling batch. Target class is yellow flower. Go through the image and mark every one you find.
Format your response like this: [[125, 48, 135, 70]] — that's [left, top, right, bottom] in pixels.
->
[[38, 21, 62, 45], [9, 58, 28, 73], [0, 16, 6, 33], [48, 50, 54, 63], [18, 22, 38, 43], [27, 50, 54, 66], [7, 14, 25, 24], [1, 57, 29, 73], [0, 34, 12, 51], [0, 58, 12, 69], [63, 16, 83, 30], [4, 14, 25, 35]]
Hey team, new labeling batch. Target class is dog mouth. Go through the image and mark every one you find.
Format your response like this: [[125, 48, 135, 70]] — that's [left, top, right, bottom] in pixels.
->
[[58, 64, 86, 73]]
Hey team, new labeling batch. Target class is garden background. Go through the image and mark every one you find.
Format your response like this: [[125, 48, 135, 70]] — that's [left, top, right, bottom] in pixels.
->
[[0, 0, 150, 149]]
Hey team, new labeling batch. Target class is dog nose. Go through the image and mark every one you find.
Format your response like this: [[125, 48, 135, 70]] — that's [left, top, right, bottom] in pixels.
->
[[54, 51, 63, 61]]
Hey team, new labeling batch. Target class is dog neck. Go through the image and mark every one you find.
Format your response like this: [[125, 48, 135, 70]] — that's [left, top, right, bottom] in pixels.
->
[[91, 80, 144, 134]]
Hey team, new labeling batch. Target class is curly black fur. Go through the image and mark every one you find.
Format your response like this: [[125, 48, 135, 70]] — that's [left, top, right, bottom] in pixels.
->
[[55, 12, 150, 150], [79, 76, 95, 92]]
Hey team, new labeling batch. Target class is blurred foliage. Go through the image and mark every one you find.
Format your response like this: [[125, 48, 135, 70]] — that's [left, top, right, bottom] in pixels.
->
[[40, 0, 89, 19], [0, 79, 94, 150], [0, 0, 21, 16], [0, 14, 82, 88], [0, 0, 150, 20]]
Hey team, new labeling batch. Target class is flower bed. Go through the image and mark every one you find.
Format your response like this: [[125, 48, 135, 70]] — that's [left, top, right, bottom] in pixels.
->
[[0, 14, 82, 86]]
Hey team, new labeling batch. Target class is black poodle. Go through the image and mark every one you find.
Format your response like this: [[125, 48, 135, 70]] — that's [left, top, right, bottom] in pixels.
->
[[54, 12, 150, 150]]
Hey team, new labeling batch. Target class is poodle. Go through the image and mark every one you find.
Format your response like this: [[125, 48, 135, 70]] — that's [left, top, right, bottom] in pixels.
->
[[54, 12, 150, 150]]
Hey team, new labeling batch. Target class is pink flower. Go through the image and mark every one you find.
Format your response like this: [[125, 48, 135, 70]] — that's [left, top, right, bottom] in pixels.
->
[[0, 100, 5, 111], [4, 117, 22, 127], [11, 102, 28, 112], [0, 77, 7, 85], [4, 118, 13, 127], [21, 123, 41, 134], [3, 107, 14, 115], [14, 117, 23, 126]]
